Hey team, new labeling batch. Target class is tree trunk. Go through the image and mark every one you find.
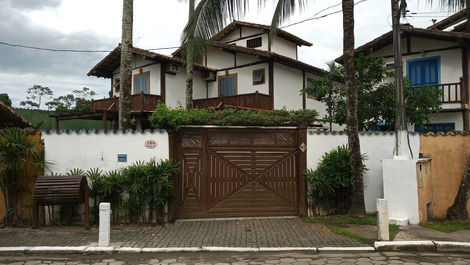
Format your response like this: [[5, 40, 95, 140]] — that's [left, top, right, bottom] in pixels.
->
[[3, 187, 11, 226], [342, 0, 366, 217], [119, 0, 134, 129], [447, 157, 470, 220], [185, 0, 196, 109]]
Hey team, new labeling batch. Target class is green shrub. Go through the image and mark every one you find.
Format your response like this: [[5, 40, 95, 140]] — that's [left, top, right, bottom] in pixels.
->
[[149, 104, 319, 130], [149, 104, 211, 131], [305, 145, 366, 215], [84, 159, 180, 224]]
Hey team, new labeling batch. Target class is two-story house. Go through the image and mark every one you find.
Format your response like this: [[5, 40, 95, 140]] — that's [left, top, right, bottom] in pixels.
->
[[337, 11, 470, 132], [65, 21, 331, 129]]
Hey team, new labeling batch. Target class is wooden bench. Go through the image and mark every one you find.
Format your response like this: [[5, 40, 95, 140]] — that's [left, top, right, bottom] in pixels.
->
[[32, 175, 90, 228]]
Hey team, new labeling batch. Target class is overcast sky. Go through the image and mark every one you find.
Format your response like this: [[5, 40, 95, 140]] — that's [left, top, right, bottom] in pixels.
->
[[0, 0, 458, 107]]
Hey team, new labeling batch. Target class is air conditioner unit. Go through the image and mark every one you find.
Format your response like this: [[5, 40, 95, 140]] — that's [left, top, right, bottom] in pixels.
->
[[166, 63, 180, 74], [202, 71, 216, 81]]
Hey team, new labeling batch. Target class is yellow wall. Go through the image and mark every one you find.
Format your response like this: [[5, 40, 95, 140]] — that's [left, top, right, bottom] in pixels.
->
[[0, 132, 43, 225], [420, 133, 470, 219]]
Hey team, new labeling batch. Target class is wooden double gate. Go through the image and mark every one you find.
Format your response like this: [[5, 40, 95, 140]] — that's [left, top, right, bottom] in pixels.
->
[[171, 127, 307, 219]]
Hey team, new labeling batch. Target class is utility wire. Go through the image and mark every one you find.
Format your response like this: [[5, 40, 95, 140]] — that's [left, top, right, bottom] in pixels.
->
[[0, 41, 180, 53], [281, 0, 369, 29]]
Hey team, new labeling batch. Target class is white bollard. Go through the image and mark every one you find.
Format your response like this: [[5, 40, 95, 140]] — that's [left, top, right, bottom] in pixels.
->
[[99, 202, 111, 247], [377, 199, 390, 241]]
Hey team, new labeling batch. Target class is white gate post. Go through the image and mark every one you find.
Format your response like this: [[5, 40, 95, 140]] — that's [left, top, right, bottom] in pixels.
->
[[99, 202, 111, 247], [377, 199, 390, 241]]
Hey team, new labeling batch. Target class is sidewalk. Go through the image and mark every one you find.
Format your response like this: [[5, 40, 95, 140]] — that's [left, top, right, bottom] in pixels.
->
[[0, 218, 365, 248]]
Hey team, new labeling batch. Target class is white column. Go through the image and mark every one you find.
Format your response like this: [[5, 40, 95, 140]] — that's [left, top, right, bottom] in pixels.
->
[[377, 199, 390, 241], [99, 202, 111, 247]]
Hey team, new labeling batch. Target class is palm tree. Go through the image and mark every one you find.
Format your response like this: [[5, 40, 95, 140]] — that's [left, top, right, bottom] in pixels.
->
[[119, 0, 133, 129], [182, 0, 366, 216], [0, 128, 46, 225], [186, 0, 196, 109], [342, 0, 365, 217]]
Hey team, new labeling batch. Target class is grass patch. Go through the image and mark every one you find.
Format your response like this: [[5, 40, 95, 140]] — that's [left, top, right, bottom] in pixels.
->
[[326, 224, 375, 245], [421, 220, 470, 232], [304, 215, 399, 245]]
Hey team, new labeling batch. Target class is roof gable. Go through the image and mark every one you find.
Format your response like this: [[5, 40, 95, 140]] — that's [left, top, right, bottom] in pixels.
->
[[335, 26, 470, 63], [0, 102, 32, 128], [88, 46, 216, 78], [212, 21, 312, 47], [428, 10, 466, 31]]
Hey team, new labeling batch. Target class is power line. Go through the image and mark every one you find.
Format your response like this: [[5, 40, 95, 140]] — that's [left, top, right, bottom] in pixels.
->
[[281, 0, 369, 29], [0, 41, 180, 53]]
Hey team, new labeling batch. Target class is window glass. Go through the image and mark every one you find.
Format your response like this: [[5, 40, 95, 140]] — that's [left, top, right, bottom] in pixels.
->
[[247, 37, 262, 48], [253, 69, 265, 85], [219, 75, 237, 97], [407, 57, 439, 86], [134, 72, 150, 94], [306, 78, 317, 98]]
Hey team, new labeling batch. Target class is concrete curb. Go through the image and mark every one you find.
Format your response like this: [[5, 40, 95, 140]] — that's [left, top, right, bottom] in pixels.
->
[[318, 247, 375, 252], [1, 241, 470, 254], [434, 241, 470, 253], [374, 241, 435, 251]]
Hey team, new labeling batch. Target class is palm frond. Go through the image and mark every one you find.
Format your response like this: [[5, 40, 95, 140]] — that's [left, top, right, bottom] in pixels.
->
[[181, 0, 251, 61], [269, 0, 308, 44], [426, 0, 466, 10]]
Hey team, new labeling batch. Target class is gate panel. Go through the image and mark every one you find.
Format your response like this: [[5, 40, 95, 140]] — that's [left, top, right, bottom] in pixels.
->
[[175, 127, 305, 219]]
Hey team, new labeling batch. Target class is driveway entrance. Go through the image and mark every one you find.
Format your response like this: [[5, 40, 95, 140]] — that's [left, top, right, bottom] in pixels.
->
[[171, 127, 307, 219]]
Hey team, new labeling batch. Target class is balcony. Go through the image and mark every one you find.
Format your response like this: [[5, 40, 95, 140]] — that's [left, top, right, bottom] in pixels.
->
[[91, 93, 162, 112], [193, 92, 273, 110], [412, 79, 467, 109]]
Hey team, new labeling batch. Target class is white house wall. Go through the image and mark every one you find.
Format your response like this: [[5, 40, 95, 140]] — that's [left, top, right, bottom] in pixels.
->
[[165, 71, 188, 108], [42, 130, 169, 174], [306, 131, 421, 213], [271, 35, 298, 59], [273, 63, 303, 110], [206, 47, 237, 69]]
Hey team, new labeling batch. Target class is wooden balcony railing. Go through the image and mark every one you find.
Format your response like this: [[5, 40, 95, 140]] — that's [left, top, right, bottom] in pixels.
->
[[91, 93, 162, 112], [412, 80, 463, 104], [193, 92, 273, 110]]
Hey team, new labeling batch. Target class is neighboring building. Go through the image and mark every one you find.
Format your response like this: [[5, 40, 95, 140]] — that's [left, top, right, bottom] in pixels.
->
[[78, 21, 332, 129], [337, 11, 470, 132], [0, 102, 32, 128]]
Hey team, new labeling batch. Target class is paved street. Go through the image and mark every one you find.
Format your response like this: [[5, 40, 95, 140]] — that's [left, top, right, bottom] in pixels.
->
[[0, 251, 469, 265], [0, 218, 363, 248]]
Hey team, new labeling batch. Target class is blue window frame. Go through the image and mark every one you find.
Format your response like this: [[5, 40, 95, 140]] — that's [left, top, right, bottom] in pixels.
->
[[406, 57, 440, 86], [133, 72, 150, 94], [415, 123, 455, 133], [219, 74, 237, 97]]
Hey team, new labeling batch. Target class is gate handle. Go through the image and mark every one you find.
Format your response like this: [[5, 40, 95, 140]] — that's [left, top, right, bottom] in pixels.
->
[[299, 143, 306, 152]]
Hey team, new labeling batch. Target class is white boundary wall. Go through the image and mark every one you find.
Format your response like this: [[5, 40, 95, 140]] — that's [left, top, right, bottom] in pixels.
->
[[307, 130, 420, 213], [42, 130, 169, 174]]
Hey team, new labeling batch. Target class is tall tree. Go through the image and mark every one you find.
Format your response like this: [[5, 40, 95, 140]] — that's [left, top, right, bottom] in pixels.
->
[[185, 0, 196, 109], [20, 85, 53, 110], [119, 0, 134, 129], [342, 0, 365, 216], [0, 93, 12, 107]]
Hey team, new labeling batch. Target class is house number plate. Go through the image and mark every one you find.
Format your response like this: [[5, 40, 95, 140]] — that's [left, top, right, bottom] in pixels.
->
[[144, 140, 158, 149]]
